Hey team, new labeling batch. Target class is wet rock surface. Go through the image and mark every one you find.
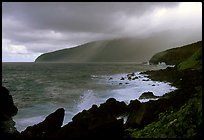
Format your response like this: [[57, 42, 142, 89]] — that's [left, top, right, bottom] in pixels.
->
[[139, 91, 159, 99]]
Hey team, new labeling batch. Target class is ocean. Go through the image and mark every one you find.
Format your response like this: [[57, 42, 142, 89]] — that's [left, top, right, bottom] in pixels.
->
[[2, 62, 177, 132]]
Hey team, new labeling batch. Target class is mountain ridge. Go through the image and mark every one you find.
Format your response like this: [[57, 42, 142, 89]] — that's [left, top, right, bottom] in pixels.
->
[[35, 34, 202, 63]]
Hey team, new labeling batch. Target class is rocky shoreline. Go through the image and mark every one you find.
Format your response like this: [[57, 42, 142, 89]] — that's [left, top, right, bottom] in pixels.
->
[[1, 65, 202, 139]]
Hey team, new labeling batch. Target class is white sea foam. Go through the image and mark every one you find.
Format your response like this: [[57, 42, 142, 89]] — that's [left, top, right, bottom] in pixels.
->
[[76, 71, 177, 119], [94, 72, 177, 104], [77, 90, 99, 112], [14, 116, 45, 132], [62, 111, 77, 125]]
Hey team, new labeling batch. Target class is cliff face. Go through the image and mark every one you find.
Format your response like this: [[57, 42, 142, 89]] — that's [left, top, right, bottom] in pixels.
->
[[149, 41, 202, 65]]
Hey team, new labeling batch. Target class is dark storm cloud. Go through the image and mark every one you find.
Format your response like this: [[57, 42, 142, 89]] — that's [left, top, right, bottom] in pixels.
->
[[3, 2, 179, 34], [2, 2, 202, 61]]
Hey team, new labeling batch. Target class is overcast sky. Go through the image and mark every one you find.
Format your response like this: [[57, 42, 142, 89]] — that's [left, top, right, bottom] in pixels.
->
[[2, 2, 202, 62]]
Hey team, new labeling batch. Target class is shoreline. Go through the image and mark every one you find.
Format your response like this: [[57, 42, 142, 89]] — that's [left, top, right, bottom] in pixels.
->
[[14, 68, 176, 132], [1, 65, 202, 139]]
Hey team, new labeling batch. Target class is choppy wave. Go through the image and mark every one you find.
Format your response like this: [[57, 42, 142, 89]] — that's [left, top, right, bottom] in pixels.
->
[[2, 63, 176, 132]]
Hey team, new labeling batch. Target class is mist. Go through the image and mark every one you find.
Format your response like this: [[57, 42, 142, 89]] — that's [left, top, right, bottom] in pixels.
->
[[2, 2, 202, 62]]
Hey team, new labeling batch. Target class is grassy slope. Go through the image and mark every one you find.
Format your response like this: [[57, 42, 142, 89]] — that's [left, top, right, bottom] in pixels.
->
[[126, 42, 202, 138], [149, 41, 202, 65], [126, 87, 202, 138], [35, 38, 157, 63], [177, 47, 202, 70], [35, 35, 196, 63]]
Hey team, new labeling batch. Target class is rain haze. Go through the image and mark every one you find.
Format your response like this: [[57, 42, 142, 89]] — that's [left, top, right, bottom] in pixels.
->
[[2, 2, 202, 62]]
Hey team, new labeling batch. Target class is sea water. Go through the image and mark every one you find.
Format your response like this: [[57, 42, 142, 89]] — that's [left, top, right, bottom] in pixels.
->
[[2, 62, 177, 132]]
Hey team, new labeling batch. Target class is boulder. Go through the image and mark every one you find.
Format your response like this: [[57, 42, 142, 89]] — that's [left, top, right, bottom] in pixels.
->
[[132, 76, 138, 80], [99, 98, 127, 117], [21, 108, 65, 138], [120, 77, 125, 80], [125, 98, 173, 128], [0, 86, 19, 138], [127, 73, 136, 80], [56, 98, 127, 139], [109, 77, 113, 80], [139, 92, 159, 99], [127, 73, 135, 77]]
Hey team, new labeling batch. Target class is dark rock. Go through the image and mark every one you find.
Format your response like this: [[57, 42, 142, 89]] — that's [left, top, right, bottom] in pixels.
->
[[125, 98, 172, 128], [125, 82, 129, 84], [56, 98, 126, 139], [87, 118, 124, 139], [132, 76, 138, 80], [127, 99, 141, 112], [0, 86, 18, 120], [120, 77, 125, 80], [109, 77, 113, 80], [125, 99, 142, 128], [58, 115, 124, 139], [99, 98, 127, 117], [127, 73, 135, 77], [142, 79, 149, 81], [127, 73, 135, 80], [119, 83, 122, 85], [128, 77, 132, 80], [139, 92, 159, 99], [0, 86, 19, 138], [21, 108, 65, 138], [72, 98, 127, 122]]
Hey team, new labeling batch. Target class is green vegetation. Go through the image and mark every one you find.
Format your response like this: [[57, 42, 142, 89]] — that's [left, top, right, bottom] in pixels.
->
[[126, 87, 202, 138], [149, 41, 202, 65], [35, 38, 157, 63], [177, 48, 202, 70], [35, 37, 187, 63]]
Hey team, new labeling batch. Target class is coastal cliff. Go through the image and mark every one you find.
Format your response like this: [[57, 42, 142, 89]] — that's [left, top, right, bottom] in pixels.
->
[[149, 41, 202, 65]]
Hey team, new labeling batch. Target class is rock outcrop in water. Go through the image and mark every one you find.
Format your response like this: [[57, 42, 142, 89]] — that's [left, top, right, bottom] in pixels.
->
[[138, 91, 159, 99], [21, 108, 65, 139]]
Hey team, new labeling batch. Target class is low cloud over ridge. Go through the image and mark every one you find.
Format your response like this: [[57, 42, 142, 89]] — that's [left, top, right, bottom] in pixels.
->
[[2, 2, 202, 62]]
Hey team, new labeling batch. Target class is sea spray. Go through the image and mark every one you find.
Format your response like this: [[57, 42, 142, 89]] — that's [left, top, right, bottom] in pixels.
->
[[2, 62, 176, 132], [77, 90, 99, 112]]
